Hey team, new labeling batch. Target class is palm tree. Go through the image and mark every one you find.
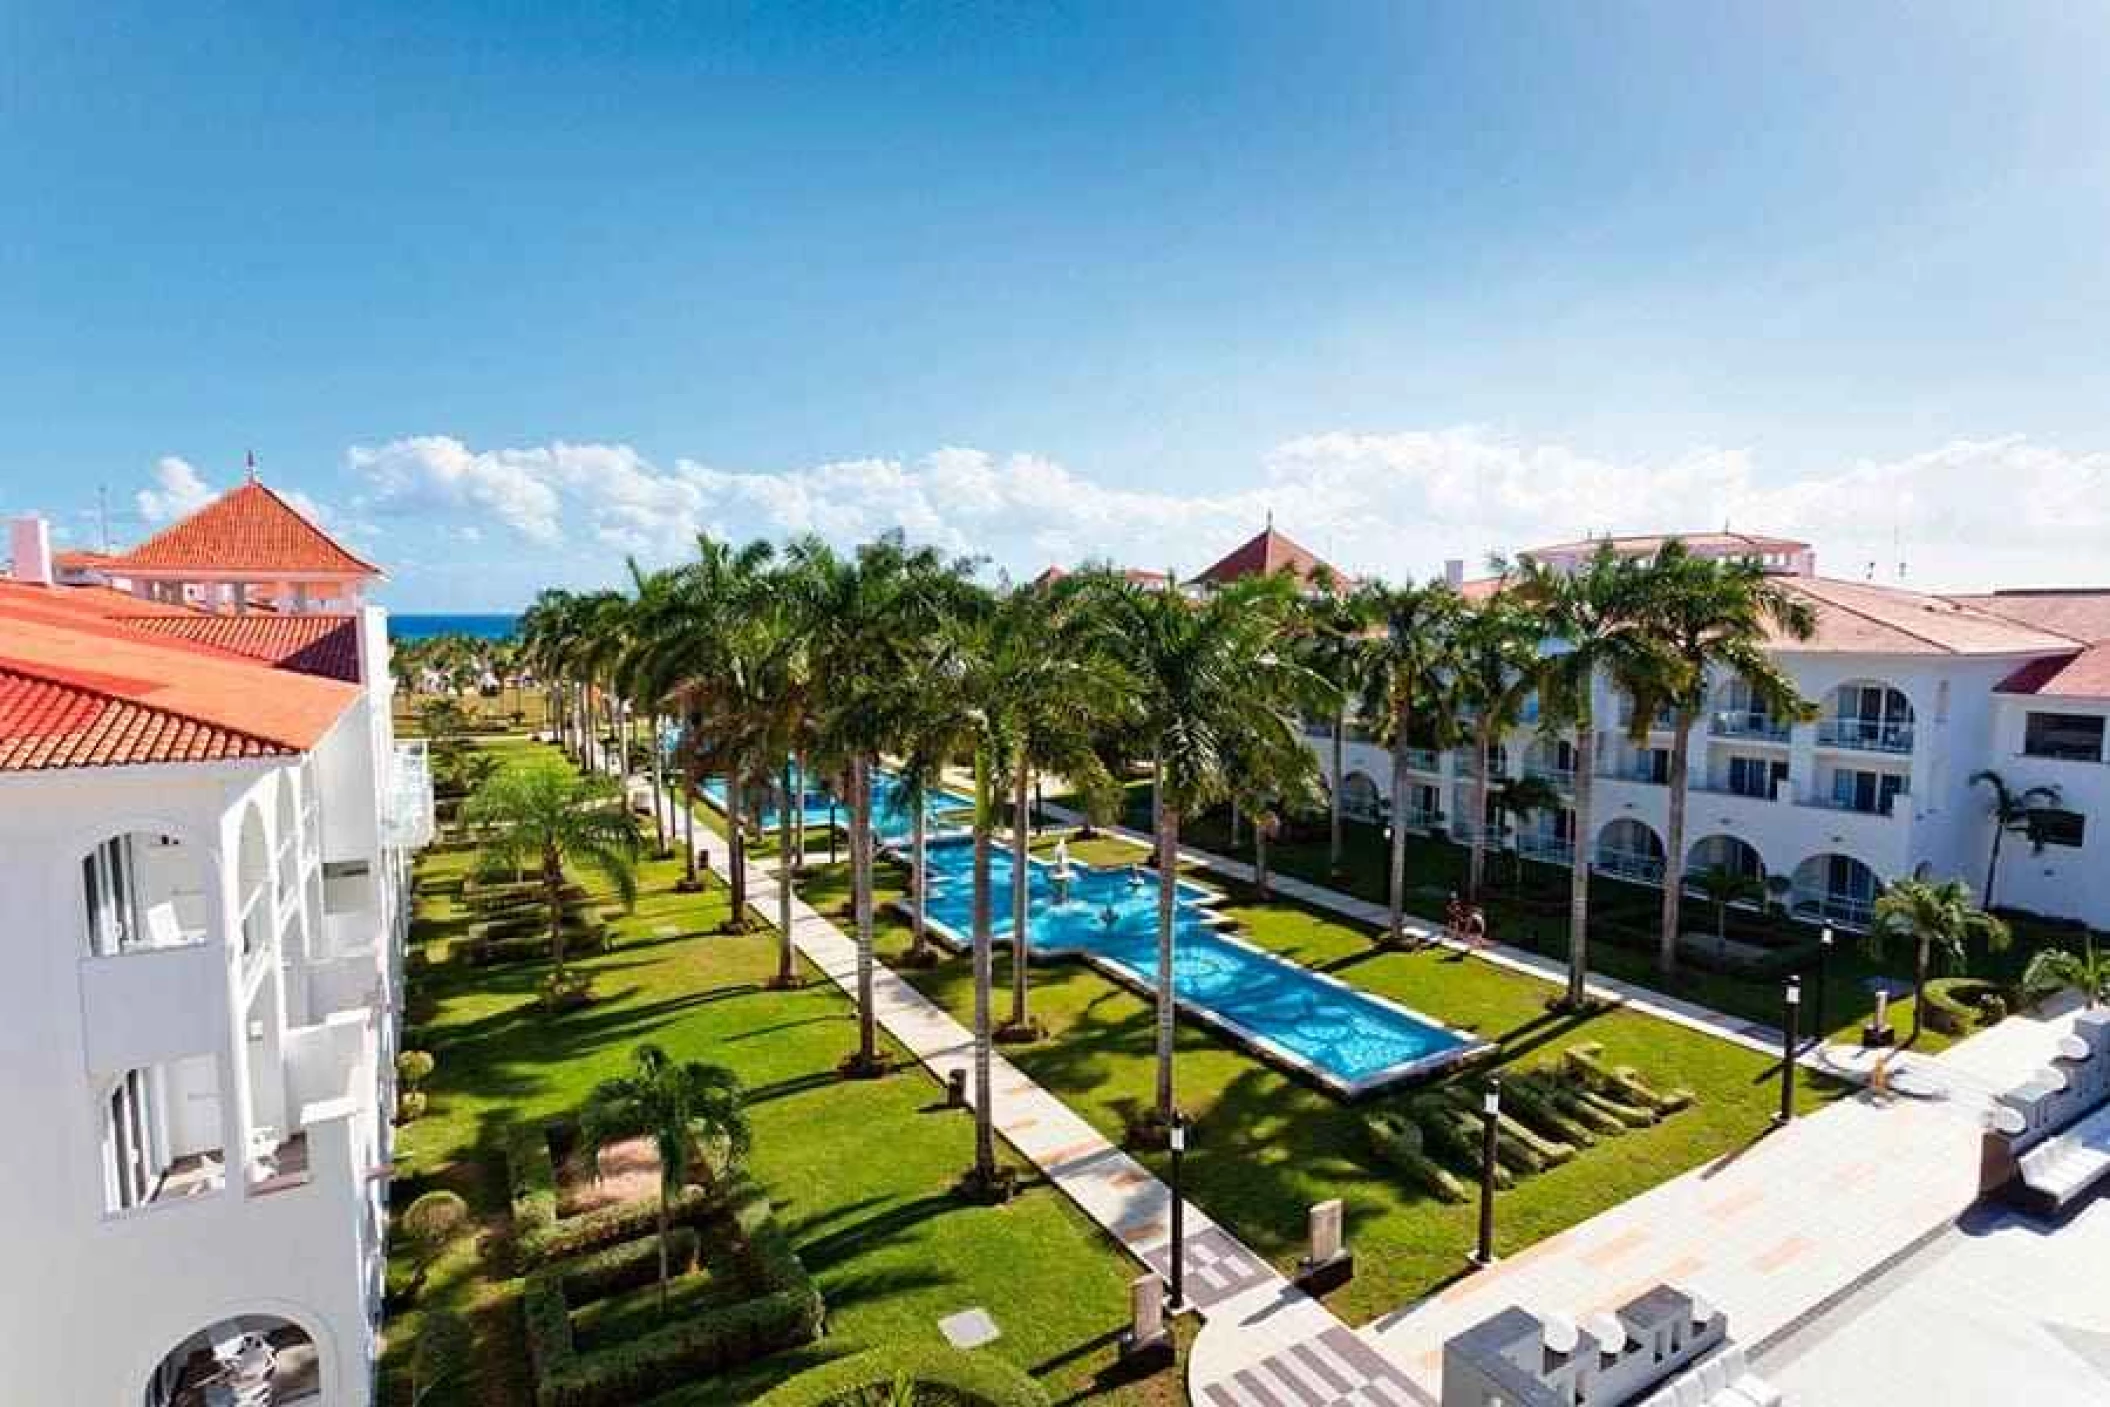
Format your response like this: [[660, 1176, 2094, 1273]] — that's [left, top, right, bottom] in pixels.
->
[[578, 1044, 750, 1315], [1511, 545, 1665, 1008], [1971, 770, 2064, 909], [1695, 865, 1765, 962], [1297, 579, 1374, 877], [1489, 773, 1564, 890], [1628, 541, 1815, 976], [1356, 579, 1464, 946], [2023, 934, 2110, 1008], [465, 757, 642, 994], [1865, 876, 2011, 1049], [1451, 595, 1544, 902], [1223, 711, 1325, 901], [1079, 571, 1314, 1130], [787, 534, 972, 1076]]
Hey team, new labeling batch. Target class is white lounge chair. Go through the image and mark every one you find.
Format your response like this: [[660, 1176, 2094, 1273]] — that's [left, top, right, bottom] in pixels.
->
[[1715, 1345, 1783, 1407]]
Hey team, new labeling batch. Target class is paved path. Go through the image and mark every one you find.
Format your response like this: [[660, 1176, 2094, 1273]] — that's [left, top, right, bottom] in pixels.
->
[[1034, 802, 1790, 1059], [643, 775, 1378, 1403], [1356, 998, 2084, 1403]]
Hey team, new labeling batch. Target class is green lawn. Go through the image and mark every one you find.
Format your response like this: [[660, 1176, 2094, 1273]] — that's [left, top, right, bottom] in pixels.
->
[[791, 838, 1840, 1329], [382, 743, 1185, 1407]]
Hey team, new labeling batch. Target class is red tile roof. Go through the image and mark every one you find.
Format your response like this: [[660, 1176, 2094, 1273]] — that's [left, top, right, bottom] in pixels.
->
[[1996, 644, 2110, 701], [1949, 590, 2110, 645], [1527, 531, 1810, 559], [1772, 578, 2082, 656], [104, 479, 380, 577], [1031, 564, 1173, 590], [0, 667, 298, 770], [120, 613, 362, 683], [1191, 526, 1347, 590]]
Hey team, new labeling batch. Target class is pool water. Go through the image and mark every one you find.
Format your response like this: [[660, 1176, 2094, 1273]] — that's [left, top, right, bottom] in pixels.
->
[[700, 767, 968, 844], [915, 838, 1476, 1093]]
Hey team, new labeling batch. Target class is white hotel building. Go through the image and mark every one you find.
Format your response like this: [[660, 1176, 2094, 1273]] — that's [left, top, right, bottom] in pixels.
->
[[1281, 528, 2110, 931], [0, 480, 431, 1407]]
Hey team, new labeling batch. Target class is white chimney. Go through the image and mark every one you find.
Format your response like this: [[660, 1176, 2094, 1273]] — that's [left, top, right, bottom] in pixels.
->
[[1444, 557, 1466, 590], [10, 516, 52, 586]]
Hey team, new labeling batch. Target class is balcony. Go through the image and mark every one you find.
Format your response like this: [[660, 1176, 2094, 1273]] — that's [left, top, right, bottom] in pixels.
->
[[1791, 886, 1875, 930], [1597, 762, 1666, 786], [1517, 833, 1574, 866], [1449, 820, 1508, 845], [1798, 793, 1903, 819], [1618, 703, 1679, 733], [1711, 710, 1791, 743], [1454, 751, 1503, 779], [1523, 762, 1575, 789], [1594, 846, 1666, 884], [1401, 807, 1445, 831], [1816, 718, 1914, 754], [384, 740, 436, 849]]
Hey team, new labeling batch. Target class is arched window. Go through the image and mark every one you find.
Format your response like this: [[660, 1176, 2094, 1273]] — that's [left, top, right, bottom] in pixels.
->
[[1595, 818, 1666, 884], [1820, 682, 1915, 754], [144, 1315, 318, 1407], [1686, 835, 1766, 893], [1791, 853, 1882, 928], [1338, 771, 1382, 822]]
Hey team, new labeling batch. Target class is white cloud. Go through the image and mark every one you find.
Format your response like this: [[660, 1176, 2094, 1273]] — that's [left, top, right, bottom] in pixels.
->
[[136, 456, 215, 523], [343, 430, 2110, 593]]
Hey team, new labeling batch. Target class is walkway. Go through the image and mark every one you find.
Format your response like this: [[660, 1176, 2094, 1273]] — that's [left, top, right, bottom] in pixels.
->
[[1357, 997, 2084, 1403], [645, 774, 1395, 1404], [1034, 801, 1789, 1059]]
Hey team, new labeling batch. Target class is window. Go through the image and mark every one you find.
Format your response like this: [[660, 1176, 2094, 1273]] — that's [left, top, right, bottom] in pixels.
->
[[2025, 712, 2105, 762], [2033, 809, 2088, 849], [1642, 748, 1671, 784], [1832, 769, 1906, 815], [1728, 756, 1788, 799], [82, 836, 138, 956]]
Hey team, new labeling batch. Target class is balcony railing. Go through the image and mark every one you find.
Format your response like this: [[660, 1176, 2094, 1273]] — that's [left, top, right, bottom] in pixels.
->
[[1711, 710, 1792, 742], [1517, 833, 1575, 866], [1816, 718, 1914, 754], [1594, 846, 1666, 884], [1798, 792, 1904, 818], [1402, 807, 1445, 831], [1597, 762, 1666, 786], [384, 740, 436, 850], [1523, 762, 1575, 788], [1455, 751, 1505, 778], [1405, 747, 1442, 773], [1618, 703, 1679, 732], [1792, 887, 1875, 929], [1449, 820, 1508, 844]]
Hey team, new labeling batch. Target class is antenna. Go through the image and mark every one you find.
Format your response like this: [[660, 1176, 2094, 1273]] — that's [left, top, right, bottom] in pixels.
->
[[97, 484, 110, 553], [246, 449, 259, 484]]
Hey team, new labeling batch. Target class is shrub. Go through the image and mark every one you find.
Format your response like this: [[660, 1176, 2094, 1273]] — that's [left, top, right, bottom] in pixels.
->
[[520, 1200, 823, 1407], [558, 1226, 700, 1302], [411, 1308, 473, 1406], [397, 1049, 437, 1090], [1362, 1109, 1468, 1203], [397, 1091, 430, 1123], [539, 970, 597, 1012], [750, 1346, 1052, 1407], [506, 1122, 721, 1269], [1923, 978, 2009, 1036], [402, 1189, 471, 1286]]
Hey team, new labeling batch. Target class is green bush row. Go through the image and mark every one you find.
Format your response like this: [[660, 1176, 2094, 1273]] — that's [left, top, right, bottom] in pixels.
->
[[522, 1208, 823, 1407], [749, 1345, 1052, 1407], [507, 1122, 716, 1268], [557, 1225, 700, 1303], [469, 922, 610, 967]]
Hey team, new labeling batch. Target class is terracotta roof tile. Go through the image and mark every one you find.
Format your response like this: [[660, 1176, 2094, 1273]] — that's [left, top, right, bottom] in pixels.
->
[[120, 614, 362, 683], [1948, 590, 2110, 645], [104, 479, 380, 577], [1191, 526, 1348, 589], [1772, 577, 2080, 656], [1996, 644, 2110, 701], [1527, 531, 1810, 558], [0, 667, 295, 770]]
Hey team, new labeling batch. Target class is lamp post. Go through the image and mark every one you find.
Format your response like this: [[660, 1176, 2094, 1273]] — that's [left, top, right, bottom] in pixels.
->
[[1471, 1079, 1500, 1267], [1168, 1114, 1188, 1309], [1814, 926, 1833, 1045], [1775, 978, 1801, 1126]]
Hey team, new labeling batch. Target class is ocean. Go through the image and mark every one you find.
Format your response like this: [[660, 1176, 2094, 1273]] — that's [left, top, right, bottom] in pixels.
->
[[389, 613, 522, 642]]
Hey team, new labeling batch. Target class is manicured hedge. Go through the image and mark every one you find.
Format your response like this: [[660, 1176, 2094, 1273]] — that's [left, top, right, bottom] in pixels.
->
[[1922, 978, 2012, 1036], [468, 918, 611, 967], [556, 1225, 699, 1302], [521, 1200, 823, 1407], [750, 1345, 1052, 1407], [507, 1121, 716, 1268]]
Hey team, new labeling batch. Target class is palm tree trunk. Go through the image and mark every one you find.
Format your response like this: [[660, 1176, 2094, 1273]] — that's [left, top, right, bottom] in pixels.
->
[[1329, 704, 1347, 873], [648, 718, 668, 857], [1985, 828, 2003, 909], [1386, 704, 1412, 945], [545, 845, 568, 981], [793, 750, 807, 863], [1229, 800, 1241, 849], [1155, 800, 1180, 1125], [1469, 723, 1492, 902], [1256, 814, 1271, 899], [682, 775, 698, 888], [726, 772, 749, 928], [776, 757, 797, 986], [1907, 940, 1929, 1050], [1566, 717, 1595, 1007], [910, 786, 929, 961], [656, 1192, 670, 1317], [1009, 756, 1033, 1031], [1658, 711, 1696, 977], [971, 753, 997, 1180], [852, 754, 878, 1067]]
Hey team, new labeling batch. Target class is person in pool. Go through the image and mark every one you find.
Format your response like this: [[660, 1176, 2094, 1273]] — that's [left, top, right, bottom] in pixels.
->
[[1127, 863, 1145, 888], [1100, 903, 1119, 927]]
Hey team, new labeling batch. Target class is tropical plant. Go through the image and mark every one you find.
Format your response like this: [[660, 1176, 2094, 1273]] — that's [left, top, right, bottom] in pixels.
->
[[1510, 545, 1665, 1008], [1488, 773, 1564, 889], [1625, 541, 1815, 976], [464, 757, 641, 991], [1451, 595, 1545, 901], [1078, 571, 1315, 1129], [1296, 577, 1374, 876], [1970, 770, 2064, 910], [1865, 876, 2011, 1048], [2022, 933, 2110, 1008], [1355, 579, 1464, 945], [577, 1044, 751, 1315], [400, 1189, 470, 1296], [1694, 865, 1765, 962]]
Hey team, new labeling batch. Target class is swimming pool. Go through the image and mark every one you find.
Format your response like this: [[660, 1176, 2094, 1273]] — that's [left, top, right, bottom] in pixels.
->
[[699, 767, 970, 844], [906, 837, 1485, 1097]]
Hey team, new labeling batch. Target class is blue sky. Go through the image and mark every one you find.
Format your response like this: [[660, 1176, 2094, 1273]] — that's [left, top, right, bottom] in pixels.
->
[[4, 2, 2108, 608]]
